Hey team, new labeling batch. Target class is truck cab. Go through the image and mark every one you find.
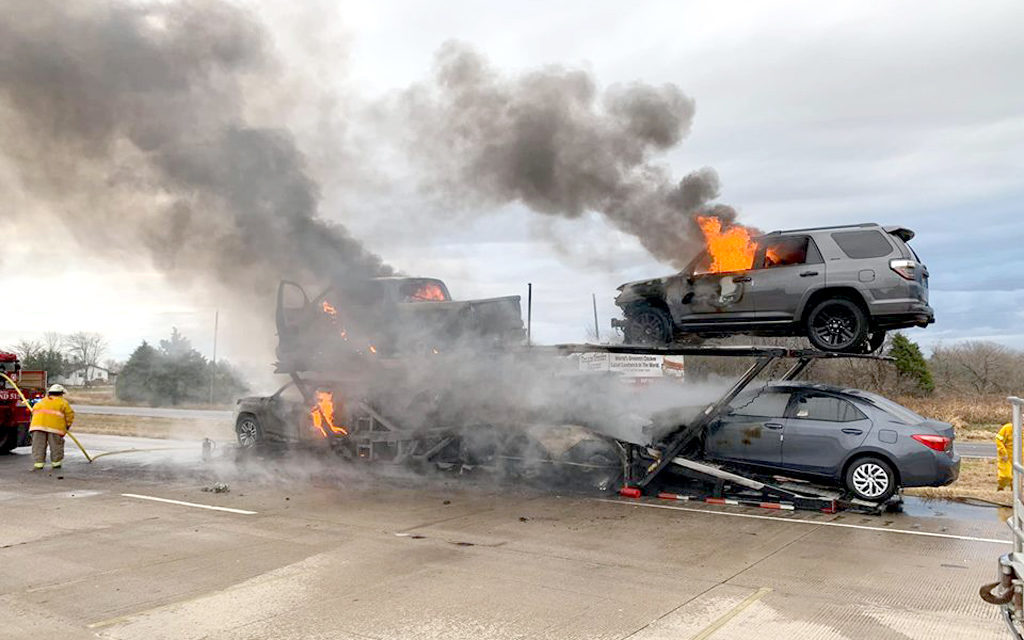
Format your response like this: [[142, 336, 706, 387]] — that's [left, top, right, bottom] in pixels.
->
[[0, 352, 46, 453]]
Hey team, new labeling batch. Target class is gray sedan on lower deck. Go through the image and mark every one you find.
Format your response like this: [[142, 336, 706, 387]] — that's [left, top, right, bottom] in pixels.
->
[[704, 382, 959, 501]]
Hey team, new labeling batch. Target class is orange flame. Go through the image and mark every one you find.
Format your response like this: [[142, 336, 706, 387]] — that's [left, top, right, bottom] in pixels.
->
[[368, 345, 377, 354], [311, 390, 347, 437], [696, 216, 757, 273], [408, 282, 447, 302], [322, 300, 338, 316]]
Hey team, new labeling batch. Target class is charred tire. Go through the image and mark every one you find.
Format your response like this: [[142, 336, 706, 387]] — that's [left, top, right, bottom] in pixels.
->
[[844, 456, 897, 502], [235, 414, 263, 449], [623, 304, 673, 345], [0, 429, 17, 454], [806, 298, 868, 353]]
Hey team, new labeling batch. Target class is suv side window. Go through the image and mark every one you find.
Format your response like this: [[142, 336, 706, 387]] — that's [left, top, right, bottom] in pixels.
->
[[831, 230, 894, 259], [758, 235, 822, 269], [790, 394, 866, 422]]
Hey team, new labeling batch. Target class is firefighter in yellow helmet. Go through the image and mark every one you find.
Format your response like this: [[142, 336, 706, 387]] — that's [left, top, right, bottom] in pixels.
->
[[29, 384, 75, 473], [996, 422, 1014, 491]]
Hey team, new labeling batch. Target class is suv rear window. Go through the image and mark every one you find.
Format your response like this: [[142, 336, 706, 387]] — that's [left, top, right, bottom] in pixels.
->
[[831, 230, 894, 259]]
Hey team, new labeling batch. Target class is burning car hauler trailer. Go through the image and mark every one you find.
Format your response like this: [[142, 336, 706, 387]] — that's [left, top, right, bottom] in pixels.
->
[[0, 352, 47, 453], [247, 278, 908, 513]]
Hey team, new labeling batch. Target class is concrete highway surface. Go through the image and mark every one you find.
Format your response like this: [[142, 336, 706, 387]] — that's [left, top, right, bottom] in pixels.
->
[[958, 441, 998, 459], [0, 433, 1011, 639]]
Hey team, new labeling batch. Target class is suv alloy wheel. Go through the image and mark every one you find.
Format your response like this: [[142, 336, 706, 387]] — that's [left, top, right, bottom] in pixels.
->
[[806, 298, 869, 352]]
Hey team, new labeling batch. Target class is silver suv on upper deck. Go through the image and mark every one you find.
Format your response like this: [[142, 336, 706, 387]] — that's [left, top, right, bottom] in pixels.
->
[[613, 223, 934, 353]]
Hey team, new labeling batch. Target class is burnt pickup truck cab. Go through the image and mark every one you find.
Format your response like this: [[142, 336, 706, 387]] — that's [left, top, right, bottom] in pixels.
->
[[276, 277, 525, 370], [613, 223, 934, 353]]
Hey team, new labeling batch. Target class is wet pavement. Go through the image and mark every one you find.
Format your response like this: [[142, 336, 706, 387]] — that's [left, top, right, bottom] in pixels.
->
[[0, 433, 1012, 639]]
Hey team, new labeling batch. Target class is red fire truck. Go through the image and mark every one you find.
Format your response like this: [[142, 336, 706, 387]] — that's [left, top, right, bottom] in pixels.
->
[[0, 351, 47, 453]]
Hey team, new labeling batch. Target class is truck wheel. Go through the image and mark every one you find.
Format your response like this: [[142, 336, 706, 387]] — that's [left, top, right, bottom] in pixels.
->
[[0, 429, 16, 454], [623, 305, 672, 345], [235, 414, 263, 448], [845, 457, 897, 502], [806, 298, 868, 353]]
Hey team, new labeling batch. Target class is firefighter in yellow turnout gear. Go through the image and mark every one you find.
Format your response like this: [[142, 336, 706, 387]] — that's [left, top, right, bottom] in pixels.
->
[[29, 384, 75, 472], [997, 422, 1014, 491]]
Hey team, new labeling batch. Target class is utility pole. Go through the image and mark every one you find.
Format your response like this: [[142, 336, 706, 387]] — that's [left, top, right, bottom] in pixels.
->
[[209, 310, 219, 404], [592, 293, 600, 342], [526, 284, 532, 347]]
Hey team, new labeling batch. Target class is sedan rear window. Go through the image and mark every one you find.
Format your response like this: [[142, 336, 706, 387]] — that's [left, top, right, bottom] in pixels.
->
[[847, 390, 924, 424], [831, 230, 894, 259], [792, 394, 866, 422]]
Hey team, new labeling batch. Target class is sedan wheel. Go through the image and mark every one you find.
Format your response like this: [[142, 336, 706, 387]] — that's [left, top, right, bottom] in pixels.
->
[[845, 457, 896, 502], [235, 415, 262, 448]]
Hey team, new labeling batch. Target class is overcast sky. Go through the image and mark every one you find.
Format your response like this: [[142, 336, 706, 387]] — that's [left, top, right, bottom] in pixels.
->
[[2, 0, 1022, 376]]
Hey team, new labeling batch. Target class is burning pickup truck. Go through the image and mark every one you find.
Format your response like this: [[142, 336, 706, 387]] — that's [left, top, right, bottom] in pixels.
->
[[275, 276, 525, 370], [613, 221, 934, 353]]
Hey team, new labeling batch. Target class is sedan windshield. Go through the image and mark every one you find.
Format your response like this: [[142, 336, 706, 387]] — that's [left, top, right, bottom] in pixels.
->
[[845, 389, 924, 424]]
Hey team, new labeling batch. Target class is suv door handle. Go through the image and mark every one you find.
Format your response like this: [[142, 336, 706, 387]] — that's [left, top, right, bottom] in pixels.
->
[[800, 270, 819, 277], [764, 422, 784, 430], [841, 428, 863, 435], [732, 276, 752, 283]]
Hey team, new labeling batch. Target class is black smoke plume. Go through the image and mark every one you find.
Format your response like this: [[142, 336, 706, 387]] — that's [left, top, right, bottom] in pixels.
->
[[396, 42, 738, 268], [0, 0, 391, 294]]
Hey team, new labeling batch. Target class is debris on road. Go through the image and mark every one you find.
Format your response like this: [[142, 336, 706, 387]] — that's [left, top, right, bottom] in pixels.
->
[[201, 483, 230, 493]]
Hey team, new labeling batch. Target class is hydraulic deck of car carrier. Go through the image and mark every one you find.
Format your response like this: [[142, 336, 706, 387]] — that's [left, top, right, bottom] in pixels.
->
[[552, 344, 900, 514]]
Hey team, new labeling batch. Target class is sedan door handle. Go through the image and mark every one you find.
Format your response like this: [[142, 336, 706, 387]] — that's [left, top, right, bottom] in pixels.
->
[[841, 428, 863, 435], [732, 276, 752, 283], [800, 270, 819, 277], [764, 422, 784, 430]]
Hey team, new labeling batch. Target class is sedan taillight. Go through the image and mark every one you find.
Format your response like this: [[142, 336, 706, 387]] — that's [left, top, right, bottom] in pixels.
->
[[890, 259, 918, 280], [912, 434, 951, 452]]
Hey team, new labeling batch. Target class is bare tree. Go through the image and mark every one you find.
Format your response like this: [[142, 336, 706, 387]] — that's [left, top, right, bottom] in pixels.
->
[[929, 341, 1023, 394], [64, 332, 107, 368], [42, 331, 64, 354], [12, 339, 43, 361]]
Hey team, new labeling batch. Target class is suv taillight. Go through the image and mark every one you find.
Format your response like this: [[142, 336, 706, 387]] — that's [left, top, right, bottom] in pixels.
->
[[912, 434, 951, 452], [890, 259, 918, 280]]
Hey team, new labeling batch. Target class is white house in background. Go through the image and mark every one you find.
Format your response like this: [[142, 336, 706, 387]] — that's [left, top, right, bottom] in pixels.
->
[[55, 364, 116, 387]]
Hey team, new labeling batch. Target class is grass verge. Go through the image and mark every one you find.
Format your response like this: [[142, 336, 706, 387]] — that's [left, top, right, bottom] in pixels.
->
[[905, 457, 1012, 507], [72, 413, 234, 441]]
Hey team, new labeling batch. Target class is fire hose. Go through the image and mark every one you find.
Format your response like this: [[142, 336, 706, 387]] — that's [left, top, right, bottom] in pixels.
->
[[0, 373, 196, 462], [1, 372, 94, 461]]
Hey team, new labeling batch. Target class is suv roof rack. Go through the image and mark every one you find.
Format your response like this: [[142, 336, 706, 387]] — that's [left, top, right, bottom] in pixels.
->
[[764, 222, 878, 236]]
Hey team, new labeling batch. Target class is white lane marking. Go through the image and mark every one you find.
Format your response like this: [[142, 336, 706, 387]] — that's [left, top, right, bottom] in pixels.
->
[[595, 498, 1009, 545], [121, 493, 257, 515]]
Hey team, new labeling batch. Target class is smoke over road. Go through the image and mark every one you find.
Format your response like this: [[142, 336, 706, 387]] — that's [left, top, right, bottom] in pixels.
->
[[395, 42, 738, 268], [0, 0, 391, 296]]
